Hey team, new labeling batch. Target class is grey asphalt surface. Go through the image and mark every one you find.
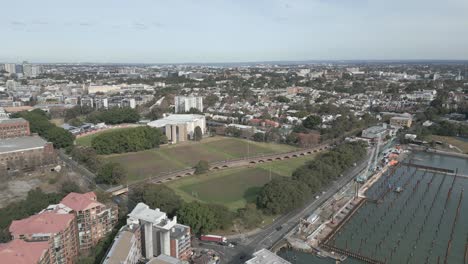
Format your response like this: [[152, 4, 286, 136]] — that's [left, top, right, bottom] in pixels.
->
[[206, 150, 372, 264]]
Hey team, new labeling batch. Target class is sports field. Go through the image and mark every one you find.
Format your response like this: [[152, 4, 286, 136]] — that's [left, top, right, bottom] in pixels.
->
[[103, 137, 298, 182], [166, 155, 313, 210]]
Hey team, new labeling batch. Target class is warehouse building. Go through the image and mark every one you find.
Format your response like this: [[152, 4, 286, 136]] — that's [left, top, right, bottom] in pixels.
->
[[0, 135, 56, 177]]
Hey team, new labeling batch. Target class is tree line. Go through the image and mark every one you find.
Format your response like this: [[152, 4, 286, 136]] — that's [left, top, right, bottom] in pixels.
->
[[91, 126, 167, 155], [256, 141, 368, 214], [12, 109, 74, 148], [86, 107, 140, 124]]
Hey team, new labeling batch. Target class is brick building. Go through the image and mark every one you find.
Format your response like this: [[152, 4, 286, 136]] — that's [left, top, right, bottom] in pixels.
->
[[0, 239, 51, 264], [9, 211, 79, 264], [0, 135, 56, 178], [0, 118, 30, 139], [60, 192, 118, 251]]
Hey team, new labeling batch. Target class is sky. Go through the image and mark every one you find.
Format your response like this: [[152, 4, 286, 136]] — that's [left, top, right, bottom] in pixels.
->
[[1, 0, 468, 63]]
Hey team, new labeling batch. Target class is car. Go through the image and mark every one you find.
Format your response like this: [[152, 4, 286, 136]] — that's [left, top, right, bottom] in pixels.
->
[[275, 226, 283, 231], [240, 255, 246, 260]]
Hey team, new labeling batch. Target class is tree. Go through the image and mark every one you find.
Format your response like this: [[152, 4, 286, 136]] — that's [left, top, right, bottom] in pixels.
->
[[187, 107, 202, 114], [257, 178, 310, 214], [302, 115, 322, 130], [225, 126, 241, 137], [178, 202, 218, 234], [91, 127, 167, 155], [238, 203, 263, 229], [45, 126, 75, 148], [60, 180, 82, 196], [13, 109, 75, 148], [141, 185, 183, 217], [252, 132, 265, 142], [96, 162, 126, 185], [194, 160, 209, 174], [86, 107, 140, 124], [194, 126, 203, 141], [275, 96, 290, 103], [204, 94, 219, 107]]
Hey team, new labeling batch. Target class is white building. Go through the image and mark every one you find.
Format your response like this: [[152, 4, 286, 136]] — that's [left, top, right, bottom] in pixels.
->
[[88, 85, 121, 94], [122, 98, 136, 109], [245, 249, 291, 264], [174, 96, 203, 113], [127, 203, 177, 258], [3, 64, 16, 74], [147, 114, 206, 143]]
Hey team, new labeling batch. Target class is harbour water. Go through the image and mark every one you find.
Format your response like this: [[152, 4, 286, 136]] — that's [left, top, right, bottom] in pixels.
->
[[278, 151, 468, 263]]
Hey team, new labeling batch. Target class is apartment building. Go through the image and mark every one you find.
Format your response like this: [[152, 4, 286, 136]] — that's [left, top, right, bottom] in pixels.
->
[[105, 203, 192, 262], [0, 117, 30, 139], [103, 224, 142, 264], [9, 211, 79, 264], [174, 96, 203, 113], [60, 192, 118, 251], [0, 239, 51, 264], [390, 116, 412, 128]]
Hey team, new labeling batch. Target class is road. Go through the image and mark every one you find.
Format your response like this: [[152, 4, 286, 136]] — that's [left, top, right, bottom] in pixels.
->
[[214, 149, 373, 264]]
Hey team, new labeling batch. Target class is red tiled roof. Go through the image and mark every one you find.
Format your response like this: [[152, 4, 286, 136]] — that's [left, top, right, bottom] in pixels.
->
[[0, 239, 49, 264], [9, 212, 75, 236], [60, 192, 103, 211]]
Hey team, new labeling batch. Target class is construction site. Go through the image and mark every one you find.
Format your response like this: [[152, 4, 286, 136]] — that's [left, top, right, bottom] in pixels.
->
[[285, 149, 468, 264]]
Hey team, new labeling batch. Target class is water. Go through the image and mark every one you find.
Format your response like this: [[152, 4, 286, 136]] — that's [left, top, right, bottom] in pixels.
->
[[279, 151, 468, 264]]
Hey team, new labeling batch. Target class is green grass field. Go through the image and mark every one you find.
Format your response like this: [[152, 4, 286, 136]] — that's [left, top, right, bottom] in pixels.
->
[[104, 137, 299, 182], [166, 155, 313, 210]]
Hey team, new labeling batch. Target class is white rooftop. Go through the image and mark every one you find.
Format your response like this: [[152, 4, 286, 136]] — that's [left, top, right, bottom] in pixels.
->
[[147, 114, 205, 127], [128, 203, 166, 224], [245, 249, 291, 264]]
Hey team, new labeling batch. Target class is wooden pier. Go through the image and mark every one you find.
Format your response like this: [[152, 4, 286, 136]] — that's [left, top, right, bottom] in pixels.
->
[[320, 244, 384, 264]]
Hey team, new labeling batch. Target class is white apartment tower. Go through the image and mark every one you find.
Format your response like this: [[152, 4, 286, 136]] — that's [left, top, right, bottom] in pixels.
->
[[127, 203, 177, 259], [174, 96, 203, 113]]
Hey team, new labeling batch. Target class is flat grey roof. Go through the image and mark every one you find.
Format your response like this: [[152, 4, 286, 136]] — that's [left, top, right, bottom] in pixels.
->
[[147, 254, 187, 264], [0, 135, 48, 154], [245, 249, 291, 264], [147, 114, 205, 127], [103, 227, 137, 264], [0, 118, 28, 125]]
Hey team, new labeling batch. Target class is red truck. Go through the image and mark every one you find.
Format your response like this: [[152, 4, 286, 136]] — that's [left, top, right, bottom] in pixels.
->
[[200, 235, 227, 243]]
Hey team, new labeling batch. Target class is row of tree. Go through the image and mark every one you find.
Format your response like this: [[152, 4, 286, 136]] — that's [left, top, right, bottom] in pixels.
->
[[13, 109, 74, 148], [91, 126, 167, 155], [256, 141, 368, 214], [69, 146, 127, 185], [86, 107, 140, 124]]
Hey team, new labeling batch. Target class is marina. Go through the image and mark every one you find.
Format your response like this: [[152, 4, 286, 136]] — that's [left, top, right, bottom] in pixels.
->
[[280, 150, 468, 263]]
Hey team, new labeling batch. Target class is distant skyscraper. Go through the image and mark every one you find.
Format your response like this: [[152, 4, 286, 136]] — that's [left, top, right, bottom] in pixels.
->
[[174, 96, 203, 113], [23, 62, 43, 77], [3, 64, 16, 74]]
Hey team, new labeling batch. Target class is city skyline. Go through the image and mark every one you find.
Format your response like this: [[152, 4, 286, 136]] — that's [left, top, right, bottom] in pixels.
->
[[1, 0, 468, 63]]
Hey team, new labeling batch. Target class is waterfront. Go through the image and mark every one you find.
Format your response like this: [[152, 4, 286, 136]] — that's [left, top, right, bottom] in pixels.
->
[[279, 151, 468, 263]]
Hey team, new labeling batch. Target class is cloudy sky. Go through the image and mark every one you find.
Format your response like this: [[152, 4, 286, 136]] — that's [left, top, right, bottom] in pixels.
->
[[1, 0, 467, 63]]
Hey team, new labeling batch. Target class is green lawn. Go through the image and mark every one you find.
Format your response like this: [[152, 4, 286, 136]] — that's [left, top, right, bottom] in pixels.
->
[[166, 155, 313, 210], [104, 137, 299, 183]]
